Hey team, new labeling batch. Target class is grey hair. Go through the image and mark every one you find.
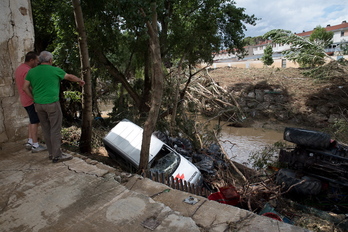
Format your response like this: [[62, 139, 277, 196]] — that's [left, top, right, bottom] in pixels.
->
[[39, 51, 53, 63]]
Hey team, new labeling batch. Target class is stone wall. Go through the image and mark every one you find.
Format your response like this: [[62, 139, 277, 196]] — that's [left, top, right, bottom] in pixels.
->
[[232, 83, 348, 128], [0, 0, 34, 145]]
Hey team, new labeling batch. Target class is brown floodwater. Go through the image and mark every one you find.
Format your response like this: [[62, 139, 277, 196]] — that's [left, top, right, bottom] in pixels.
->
[[202, 118, 294, 167], [219, 126, 284, 166]]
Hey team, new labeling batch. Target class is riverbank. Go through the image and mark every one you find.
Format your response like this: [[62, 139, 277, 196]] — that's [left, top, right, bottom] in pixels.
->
[[207, 66, 348, 131]]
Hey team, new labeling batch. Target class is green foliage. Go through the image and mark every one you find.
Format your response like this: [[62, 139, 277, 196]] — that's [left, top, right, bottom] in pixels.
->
[[338, 57, 348, 65], [63, 91, 82, 102], [243, 36, 265, 46], [309, 26, 334, 47], [339, 40, 348, 55], [248, 141, 286, 170], [326, 118, 348, 142], [61, 126, 81, 148], [261, 45, 274, 66], [174, 114, 222, 149], [33, 0, 258, 69], [32, 0, 258, 132], [263, 26, 334, 68], [31, 0, 57, 51], [302, 60, 347, 79]]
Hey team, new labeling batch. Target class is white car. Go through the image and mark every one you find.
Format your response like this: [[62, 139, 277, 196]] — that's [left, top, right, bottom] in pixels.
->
[[103, 119, 203, 186]]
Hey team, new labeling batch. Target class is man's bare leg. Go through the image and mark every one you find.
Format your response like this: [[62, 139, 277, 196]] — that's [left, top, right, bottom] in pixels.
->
[[29, 123, 39, 143]]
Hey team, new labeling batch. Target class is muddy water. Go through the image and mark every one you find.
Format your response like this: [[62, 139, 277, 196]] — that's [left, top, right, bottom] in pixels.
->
[[219, 126, 284, 167], [203, 119, 291, 167]]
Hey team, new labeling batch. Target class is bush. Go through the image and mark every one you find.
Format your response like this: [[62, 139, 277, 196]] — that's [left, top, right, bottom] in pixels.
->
[[248, 141, 286, 170]]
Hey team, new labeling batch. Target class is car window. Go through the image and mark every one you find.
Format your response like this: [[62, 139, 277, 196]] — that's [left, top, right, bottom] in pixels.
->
[[150, 149, 180, 176]]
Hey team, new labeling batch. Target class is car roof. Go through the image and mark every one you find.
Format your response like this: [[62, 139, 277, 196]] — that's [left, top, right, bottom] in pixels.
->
[[104, 119, 164, 166]]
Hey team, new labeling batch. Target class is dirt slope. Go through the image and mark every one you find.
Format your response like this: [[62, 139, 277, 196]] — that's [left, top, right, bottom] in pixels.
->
[[208, 66, 348, 128]]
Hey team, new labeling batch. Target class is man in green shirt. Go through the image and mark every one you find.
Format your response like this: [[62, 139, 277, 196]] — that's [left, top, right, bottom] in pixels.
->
[[23, 51, 85, 163]]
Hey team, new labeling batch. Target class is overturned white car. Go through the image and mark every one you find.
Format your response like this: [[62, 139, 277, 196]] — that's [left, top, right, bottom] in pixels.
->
[[103, 119, 203, 186]]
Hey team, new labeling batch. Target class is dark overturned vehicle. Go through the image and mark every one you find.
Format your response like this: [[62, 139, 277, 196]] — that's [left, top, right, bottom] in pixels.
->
[[276, 127, 348, 203]]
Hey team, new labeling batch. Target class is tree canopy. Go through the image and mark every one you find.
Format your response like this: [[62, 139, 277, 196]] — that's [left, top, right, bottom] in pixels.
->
[[261, 44, 274, 66], [263, 26, 334, 68], [309, 26, 334, 48], [32, 0, 257, 118]]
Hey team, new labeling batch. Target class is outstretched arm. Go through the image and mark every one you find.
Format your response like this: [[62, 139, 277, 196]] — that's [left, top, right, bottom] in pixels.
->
[[64, 74, 85, 87]]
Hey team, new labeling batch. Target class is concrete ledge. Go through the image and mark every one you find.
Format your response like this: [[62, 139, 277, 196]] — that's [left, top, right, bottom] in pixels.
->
[[0, 142, 308, 231], [124, 175, 307, 231]]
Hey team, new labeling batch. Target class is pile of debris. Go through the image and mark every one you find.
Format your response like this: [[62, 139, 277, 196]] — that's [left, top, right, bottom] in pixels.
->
[[100, 118, 348, 231], [159, 127, 348, 231]]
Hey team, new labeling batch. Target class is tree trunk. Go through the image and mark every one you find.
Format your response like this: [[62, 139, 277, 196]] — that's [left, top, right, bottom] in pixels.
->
[[138, 3, 164, 173], [72, 0, 93, 153], [143, 44, 151, 106]]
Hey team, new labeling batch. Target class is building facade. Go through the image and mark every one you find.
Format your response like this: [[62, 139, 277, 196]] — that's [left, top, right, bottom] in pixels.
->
[[252, 21, 348, 57]]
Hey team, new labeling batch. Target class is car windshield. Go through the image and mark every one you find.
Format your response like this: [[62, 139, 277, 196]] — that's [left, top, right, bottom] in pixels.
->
[[149, 149, 180, 176]]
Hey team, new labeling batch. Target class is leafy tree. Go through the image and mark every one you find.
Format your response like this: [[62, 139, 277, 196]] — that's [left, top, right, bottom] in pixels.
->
[[309, 26, 333, 47], [31, 0, 257, 171], [32, 0, 84, 124], [32, 0, 257, 116], [263, 26, 334, 68], [31, 0, 57, 52], [261, 44, 274, 66]]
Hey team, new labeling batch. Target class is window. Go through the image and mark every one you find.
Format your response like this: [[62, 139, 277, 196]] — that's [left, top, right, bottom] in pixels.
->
[[150, 148, 180, 176], [341, 31, 344, 37]]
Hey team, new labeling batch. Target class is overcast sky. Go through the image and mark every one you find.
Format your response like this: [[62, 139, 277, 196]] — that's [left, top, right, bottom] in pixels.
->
[[235, 0, 348, 38]]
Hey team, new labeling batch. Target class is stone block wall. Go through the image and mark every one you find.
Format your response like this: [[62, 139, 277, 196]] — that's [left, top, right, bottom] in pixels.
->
[[0, 0, 34, 145], [232, 84, 348, 128]]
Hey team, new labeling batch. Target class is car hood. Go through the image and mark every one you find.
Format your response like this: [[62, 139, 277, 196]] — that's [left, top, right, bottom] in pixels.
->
[[172, 154, 202, 186]]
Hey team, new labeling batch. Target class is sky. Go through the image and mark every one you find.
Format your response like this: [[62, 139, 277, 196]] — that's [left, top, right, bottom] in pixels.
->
[[235, 0, 348, 38]]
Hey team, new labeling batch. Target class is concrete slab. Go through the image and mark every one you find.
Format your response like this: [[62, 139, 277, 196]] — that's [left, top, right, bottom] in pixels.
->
[[0, 141, 307, 231], [117, 166, 308, 231]]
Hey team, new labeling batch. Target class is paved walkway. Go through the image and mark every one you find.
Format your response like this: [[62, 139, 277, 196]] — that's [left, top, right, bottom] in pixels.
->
[[0, 141, 308, 232]]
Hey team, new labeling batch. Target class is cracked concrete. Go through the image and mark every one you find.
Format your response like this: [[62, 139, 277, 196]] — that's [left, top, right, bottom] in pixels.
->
[[0, 141, 308, 232]]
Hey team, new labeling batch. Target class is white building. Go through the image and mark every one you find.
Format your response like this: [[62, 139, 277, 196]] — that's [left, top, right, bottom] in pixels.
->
[[251, 20, 348, 57]]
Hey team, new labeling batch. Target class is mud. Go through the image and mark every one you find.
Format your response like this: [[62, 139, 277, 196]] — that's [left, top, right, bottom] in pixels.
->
[[208, 66, 348, 129]]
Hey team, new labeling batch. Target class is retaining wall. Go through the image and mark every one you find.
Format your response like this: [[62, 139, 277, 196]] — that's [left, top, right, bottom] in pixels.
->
[[0, 0, 34, 145]]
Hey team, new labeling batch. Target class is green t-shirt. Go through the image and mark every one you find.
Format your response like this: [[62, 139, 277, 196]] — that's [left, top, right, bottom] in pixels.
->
[[26, 64, 66, 104]]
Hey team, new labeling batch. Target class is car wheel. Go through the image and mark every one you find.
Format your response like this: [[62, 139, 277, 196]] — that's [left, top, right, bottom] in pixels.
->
[[276, 168, 322, 195], [284, 127, 331, 149]]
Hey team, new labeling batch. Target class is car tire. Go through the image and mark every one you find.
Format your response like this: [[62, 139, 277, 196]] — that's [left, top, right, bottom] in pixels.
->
[[276, 169, 322, 195], [283, 127, 331, 149]]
